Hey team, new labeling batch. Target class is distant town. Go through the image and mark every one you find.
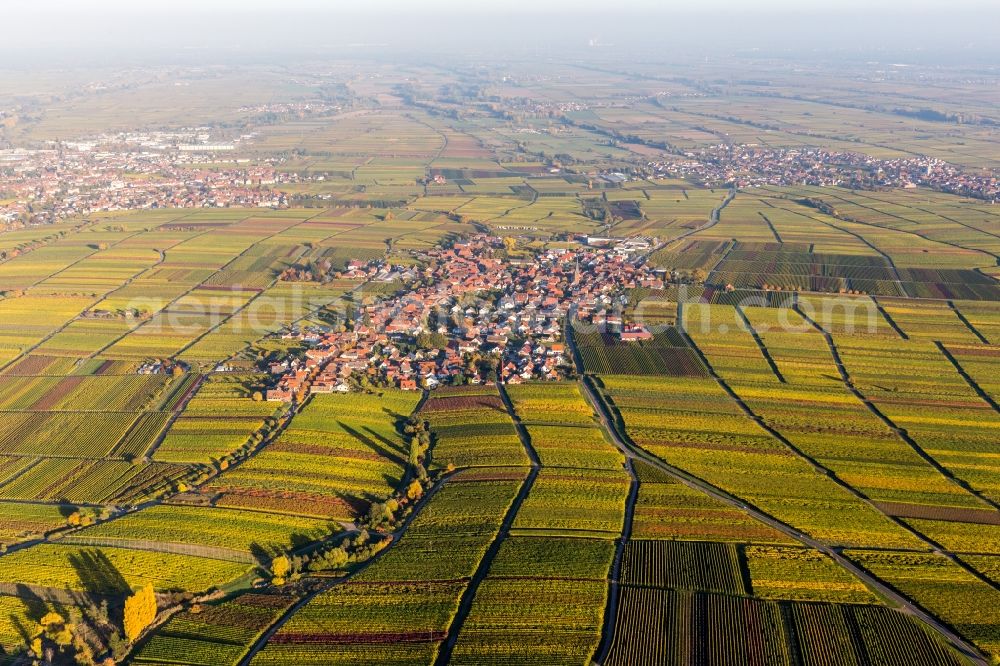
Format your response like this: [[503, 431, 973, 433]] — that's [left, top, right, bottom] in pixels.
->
[[2, 128, 996, 229], [656, 144, 999, 199]]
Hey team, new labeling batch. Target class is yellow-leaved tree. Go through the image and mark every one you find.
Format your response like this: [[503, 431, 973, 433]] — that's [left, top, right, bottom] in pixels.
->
[[37, 611, 74, 647], [271, 555, 290, 585], [123, 585, 157, 642]]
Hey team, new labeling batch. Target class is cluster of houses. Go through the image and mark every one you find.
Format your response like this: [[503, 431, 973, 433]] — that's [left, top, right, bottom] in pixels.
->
[[236, 102, 342, 118], [137, 359, 188, 375], [653, 145, 998, 201], [265, 234, 667, 400], [0, 143, 303, 225]]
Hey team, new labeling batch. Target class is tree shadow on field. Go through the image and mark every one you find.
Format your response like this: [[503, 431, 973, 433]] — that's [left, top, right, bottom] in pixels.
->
[[14, 584, 48, 622], [477, 398, 507, 414], [8, 613, 32, 647], [11, 584, 49, 644], [10, 582, 99, 647], [378, 472, 403, 491], [68, 549, 130, 598], [249, 542, 273, 566], [289, 532, 315, 550], [381, 407, 406, 422], [384, 407, 411, 444], [364, 425, 407, 457], [334, 490, 369, 518], [339, 422, 406, 467]]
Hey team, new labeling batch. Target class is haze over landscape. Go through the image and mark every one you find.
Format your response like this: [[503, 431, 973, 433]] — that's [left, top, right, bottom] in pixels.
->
[[0, 1, 998, 665], [3, 1, 1000, 61]]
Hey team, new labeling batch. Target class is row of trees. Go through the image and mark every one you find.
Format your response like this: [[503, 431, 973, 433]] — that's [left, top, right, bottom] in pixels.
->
[[264, 416, 438, 581]]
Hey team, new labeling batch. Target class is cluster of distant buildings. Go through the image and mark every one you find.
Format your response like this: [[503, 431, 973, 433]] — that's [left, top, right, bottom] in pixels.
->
[[490, 97, 590, 119], [0, 133, 302, 225], [653, 145, 998, 201], [265, 234, 664, 400], [62, 127, 252, 152], [137, 359, 188, 375], [236, 102, 342, 118]]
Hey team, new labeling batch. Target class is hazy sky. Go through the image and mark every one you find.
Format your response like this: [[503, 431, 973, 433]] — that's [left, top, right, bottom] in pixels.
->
[[7, 0, 999, 9], [4, 0, 999, 65]]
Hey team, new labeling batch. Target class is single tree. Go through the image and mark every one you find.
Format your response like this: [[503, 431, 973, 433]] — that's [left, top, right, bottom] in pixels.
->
[[271, 555, 291, 584], [123, 585, 157, 642]]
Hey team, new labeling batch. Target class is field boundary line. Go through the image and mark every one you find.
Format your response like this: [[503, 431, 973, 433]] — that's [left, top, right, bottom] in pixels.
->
[[734, 305, 787, 383], [947, 301, 990, 344], [679, 305, 966, 560], [29, 214, 211, 367], [0, 457, 41, 494], [642, 187, 735, 259], [758, 212, 783, 243], [235, 466, 456, 666], [4, 228, 152, 366], [848, 191, 1000, 261], [170, 210, 331, 361], [795, 188, 999, 266], [55, 536, 254, 563], [83, 223, 249, 361], [870, 296, 909, 340], [143, 374, 205, 461], [678, 304, 1000, 652], [935, 342, 1000, 413]]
